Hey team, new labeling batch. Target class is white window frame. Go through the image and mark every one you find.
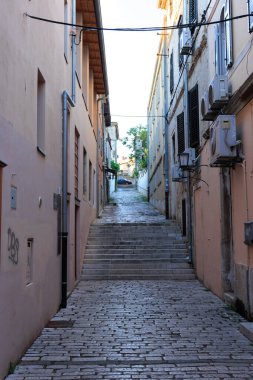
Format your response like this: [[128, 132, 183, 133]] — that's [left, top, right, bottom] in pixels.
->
[[215, 1, 233, 75]]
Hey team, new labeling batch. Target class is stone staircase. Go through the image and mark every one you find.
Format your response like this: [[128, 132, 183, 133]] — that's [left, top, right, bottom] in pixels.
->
[[81, 222, 195, 280]]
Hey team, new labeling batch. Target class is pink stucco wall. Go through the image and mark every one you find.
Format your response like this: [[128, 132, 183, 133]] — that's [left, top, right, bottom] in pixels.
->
[[194, 143, 223, 296]]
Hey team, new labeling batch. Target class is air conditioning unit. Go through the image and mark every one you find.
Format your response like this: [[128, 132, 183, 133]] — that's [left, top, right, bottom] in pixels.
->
[[172, 164, 184, 182], [208, 75, 229, 110], [180, 28, 192, 55], [201, 92, 218, 121], [210, 115, 240, 167]]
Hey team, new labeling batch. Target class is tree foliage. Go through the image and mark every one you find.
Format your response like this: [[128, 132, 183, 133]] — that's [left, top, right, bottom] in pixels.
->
[[110, 160, 120, 172], [122, 125, 148, 176]]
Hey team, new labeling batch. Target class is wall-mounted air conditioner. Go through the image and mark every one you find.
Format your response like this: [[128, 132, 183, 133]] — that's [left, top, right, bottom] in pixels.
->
[[210, 115, 241, 167], [208, 75, 229, 110], [201, 91, 218, 121], [172, 164, 184, 182], [180, 28, 192, 55]]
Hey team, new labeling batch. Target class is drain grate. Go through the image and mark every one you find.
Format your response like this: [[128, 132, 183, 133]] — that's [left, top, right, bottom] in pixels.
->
[[46, 320, 74, 328]]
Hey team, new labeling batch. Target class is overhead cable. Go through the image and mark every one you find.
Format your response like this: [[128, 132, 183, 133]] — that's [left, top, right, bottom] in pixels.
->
[[25, 12, 252, 32]]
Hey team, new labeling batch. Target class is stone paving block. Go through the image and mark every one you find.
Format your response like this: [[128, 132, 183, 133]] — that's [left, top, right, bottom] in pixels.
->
[[5, 189, 253, 379]]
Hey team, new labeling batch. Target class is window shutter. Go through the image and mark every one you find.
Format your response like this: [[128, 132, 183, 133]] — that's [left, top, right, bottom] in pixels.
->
[[178, 15, 183, 68], [188, 84, 199, 149], [170, 51, 174, 93], [189, 0, 197, 24], [177, 112, 185, 155], [214, 24, 220, 74], [224, 0, 233, 68], [248, 0, 253, 32]]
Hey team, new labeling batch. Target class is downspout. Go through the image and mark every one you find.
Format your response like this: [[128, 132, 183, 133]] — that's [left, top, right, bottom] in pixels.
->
[[163, 28, 170, 219], [96, 97, 105, 217], [61, 0, 76, 308], [183, 0, 193, 263], [61, 91, 75, 308], [71, 0, 76, 103]]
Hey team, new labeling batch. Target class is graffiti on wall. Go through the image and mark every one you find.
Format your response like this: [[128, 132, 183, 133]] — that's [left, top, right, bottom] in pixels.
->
[[7, 228, 19, 264]]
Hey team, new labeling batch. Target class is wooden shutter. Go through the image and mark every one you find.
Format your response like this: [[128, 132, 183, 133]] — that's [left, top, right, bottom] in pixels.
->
[[248, 0, 253, 32], [170, 51, 174, 93], [224, 0, 233, 68], [177, 112, 185, 155], [214, 24, 220, 74], [189, 0, 197, 24], [188, 84, 199, 149]]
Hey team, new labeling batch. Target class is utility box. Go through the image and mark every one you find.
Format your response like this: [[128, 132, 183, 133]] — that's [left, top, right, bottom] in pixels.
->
[[244, 222, 253, 246]]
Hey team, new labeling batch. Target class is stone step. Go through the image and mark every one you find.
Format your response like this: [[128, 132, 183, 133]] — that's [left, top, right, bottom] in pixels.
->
[[86, 243, 187, 248], [87, 236, 185, 242], [81, 271, 196, 281], [85, 248, 187, 255], [83, 262, 191, 270], [82, 218, 193, 281], [84, 258, 188, 265]]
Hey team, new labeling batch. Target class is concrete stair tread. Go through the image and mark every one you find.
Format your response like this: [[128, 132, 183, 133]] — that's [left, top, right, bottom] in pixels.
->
[[82, 219, 194, 281]]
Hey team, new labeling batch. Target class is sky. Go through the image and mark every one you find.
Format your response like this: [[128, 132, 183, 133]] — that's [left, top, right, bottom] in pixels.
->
[[100, 0, 164, 156]]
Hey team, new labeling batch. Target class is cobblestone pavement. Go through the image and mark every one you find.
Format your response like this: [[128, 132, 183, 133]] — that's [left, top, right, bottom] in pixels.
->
[[6, 189, 253, 379], [95, 187, 167, 224]]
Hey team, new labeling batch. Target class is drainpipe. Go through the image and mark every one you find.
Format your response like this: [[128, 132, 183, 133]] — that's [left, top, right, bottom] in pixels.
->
[[71, 0, 76, 103], [183, 0, 193, 263], [96, 97, 106, 217], [61, 0, 76, 308], [163, 31, 169, 219], [61, 91, 75, 308]]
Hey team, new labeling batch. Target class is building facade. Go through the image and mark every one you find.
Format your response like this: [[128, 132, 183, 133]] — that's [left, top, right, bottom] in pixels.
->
[[151, 0, 253, 319], [0, 0, 110, 377]]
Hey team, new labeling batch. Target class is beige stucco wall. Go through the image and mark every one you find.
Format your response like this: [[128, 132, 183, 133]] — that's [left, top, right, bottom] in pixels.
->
[[0, 1, 65, 376], [0, 1, 103, 377]]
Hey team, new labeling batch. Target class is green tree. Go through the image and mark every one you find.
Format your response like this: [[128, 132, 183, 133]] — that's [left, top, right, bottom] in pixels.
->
[[110, 160, 120, 172], [122, 125, 148, 177]]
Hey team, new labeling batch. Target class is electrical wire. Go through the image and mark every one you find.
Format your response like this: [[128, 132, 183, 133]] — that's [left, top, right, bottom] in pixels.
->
[[25, 12, 252, 32], [111, 114, 165, 118]]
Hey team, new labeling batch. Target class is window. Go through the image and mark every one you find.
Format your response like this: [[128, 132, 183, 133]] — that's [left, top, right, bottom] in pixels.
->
[[177, 112, 185, 155], [172, 133, 176, 163], [188, 84, 199, 150], [76, 12, 83, 87], [248, 0, 253, 32], [74, 129, 79, 199], [83, 147, 87, 195], [37, 70, 46, 154], [170, 51, 174, 93], [93, 170, 96, 205], [182, 199, 186, 237], [89, 160, 92, 202], [26, 239, 33, 285], [64, 0, 68, 62], [215, 1, 233, 74], [0, 163, 6, 255], [178, 15, 184, 68]]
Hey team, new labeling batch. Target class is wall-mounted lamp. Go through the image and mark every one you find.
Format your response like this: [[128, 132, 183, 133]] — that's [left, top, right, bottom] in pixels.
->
[[178, 148, 196, 170]]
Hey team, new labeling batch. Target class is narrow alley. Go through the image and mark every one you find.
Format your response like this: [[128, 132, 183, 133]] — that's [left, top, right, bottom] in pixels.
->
[[6, 188, 253, 379]]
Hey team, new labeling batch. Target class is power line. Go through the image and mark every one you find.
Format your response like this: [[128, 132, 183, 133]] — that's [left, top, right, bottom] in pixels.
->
[[111, 114, 165, 118], [25, 12, 252, 32]]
